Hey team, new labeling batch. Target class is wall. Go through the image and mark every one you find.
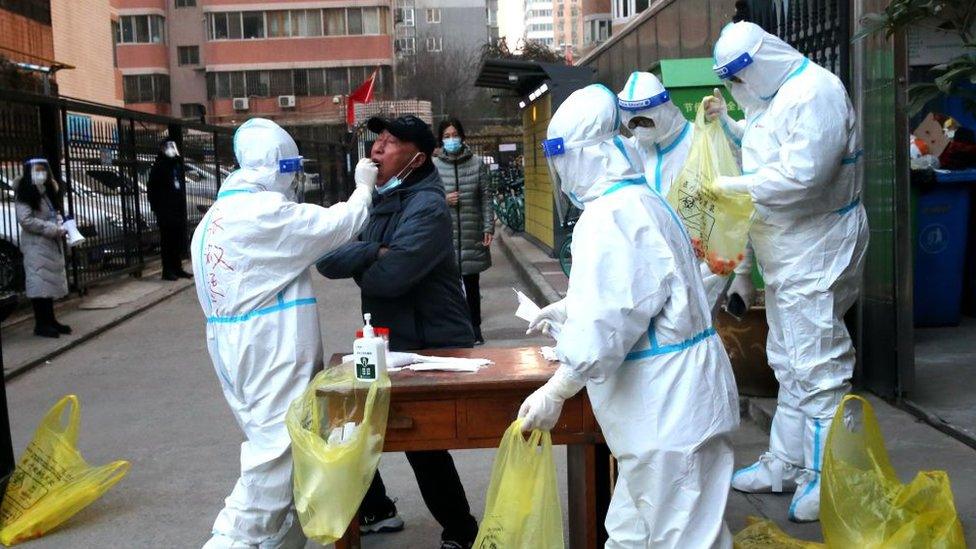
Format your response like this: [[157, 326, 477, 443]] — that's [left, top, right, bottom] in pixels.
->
[[51, 0, 122, 105], [0, 8, 55, 62], [522, 94, 554, 248], [577, 0, 735, 92], [168, 0, 208, 117]]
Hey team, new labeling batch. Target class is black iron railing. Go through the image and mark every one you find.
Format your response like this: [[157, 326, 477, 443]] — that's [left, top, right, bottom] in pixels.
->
[[0, 89, 354, 294]]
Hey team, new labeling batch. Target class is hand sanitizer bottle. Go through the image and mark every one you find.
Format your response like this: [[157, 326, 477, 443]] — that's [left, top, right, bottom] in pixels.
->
[[353, 313, 386, 382]]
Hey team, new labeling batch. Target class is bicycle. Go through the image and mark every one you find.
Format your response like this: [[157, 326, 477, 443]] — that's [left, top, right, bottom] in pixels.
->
[[557, 206, 580, 277]]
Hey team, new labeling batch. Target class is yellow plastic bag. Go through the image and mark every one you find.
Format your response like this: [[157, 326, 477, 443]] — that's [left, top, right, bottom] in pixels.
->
[[734, 516, 825, 549], [821, 395, 965, 548], [474, 420, 564, 549], [0, 395, 130, 546], [667, 100, 753, 276], [286, 362, 391, 544]]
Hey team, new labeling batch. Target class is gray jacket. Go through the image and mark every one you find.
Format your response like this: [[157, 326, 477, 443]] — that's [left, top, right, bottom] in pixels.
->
[[433, 146, 493, 275], [16, 197, 68, 299]]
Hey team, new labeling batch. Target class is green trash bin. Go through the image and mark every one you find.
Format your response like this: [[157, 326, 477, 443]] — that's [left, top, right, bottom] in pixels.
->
[[653, 58, 745, 122]]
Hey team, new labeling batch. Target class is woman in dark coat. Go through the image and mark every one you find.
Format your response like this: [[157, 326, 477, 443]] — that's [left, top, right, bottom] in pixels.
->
[[14, 158, 71, 338], [147, 140, 191, 280], [433, 118, 494, 344]]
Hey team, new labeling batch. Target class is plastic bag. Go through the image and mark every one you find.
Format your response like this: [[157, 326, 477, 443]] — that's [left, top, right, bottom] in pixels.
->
[[821, 395, 965, 548], [667, 100, 753, 276], [474, 420, 563, 549], [734, 516, 825, 549], [0, 395, 130, 546], [286, 362, 391, 544]]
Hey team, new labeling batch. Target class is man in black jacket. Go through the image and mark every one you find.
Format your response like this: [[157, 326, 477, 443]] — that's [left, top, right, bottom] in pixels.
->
[[317, 115, 478, 549], [147, 139, 192, 280]]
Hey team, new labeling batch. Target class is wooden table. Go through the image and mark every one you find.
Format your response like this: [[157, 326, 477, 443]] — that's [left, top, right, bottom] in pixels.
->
[[325, 347, 611, 549]]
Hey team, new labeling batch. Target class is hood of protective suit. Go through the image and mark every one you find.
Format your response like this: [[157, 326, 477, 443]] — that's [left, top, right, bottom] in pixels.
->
[[547, 84, 643, 206], [713, 22, 807, 109], [617, 72, 687, 145], [222, 118, 300, 196]]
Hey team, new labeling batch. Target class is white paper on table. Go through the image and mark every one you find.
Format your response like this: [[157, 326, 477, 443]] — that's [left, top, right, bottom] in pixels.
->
[[539, 346, 559, 362], [341, 352, 492, 373]]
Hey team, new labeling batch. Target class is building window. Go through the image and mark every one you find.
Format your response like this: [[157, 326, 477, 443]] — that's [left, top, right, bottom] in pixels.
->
[[242, 11, 265, 39], [425, 8, 440, 23], [292, 9, 323, 36], [123, 74, 170, 103], [400, 7, 414, 27], [324, 9, 346, 35], [180, 103, 204, 118], [426, 36, 442, 52], [266, 11, 291, 38], [396, 37, 415, 55], [326, 68, 349, 95], [210, 12, 243, 39], [175, 0, 195, 7], [177, 46, 199, 66], [362, 7, 381, 35], [347, 8, 363, 35], [117, 14, 166, 44]]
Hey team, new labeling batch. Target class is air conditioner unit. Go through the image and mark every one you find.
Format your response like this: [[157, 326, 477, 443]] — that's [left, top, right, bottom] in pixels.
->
[[232, 97, 249, 111], [278, 95, 296, 108]]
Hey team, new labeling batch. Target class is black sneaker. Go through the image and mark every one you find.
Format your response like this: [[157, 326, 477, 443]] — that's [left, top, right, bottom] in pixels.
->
[[53, 321, 72, 335], [34, 325, 60, 338], [360, 504, 404, 535], [440, 541, 473, 549]]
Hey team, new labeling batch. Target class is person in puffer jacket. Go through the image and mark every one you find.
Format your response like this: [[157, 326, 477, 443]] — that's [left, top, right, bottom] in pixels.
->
[[433, 118, 494, 344], [14, 158, 71, 338]]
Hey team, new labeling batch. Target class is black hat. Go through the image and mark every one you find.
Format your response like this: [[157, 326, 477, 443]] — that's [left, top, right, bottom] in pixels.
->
[[367, 115, 437, 157]]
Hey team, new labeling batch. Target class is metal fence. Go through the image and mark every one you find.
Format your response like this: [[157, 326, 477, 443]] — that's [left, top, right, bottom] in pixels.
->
[[746, 0, 851, 87], [0, 89, 353, 295]]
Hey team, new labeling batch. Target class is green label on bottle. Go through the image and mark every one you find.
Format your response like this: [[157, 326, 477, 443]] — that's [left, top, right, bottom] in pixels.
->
[[357, 357, 376, 380]]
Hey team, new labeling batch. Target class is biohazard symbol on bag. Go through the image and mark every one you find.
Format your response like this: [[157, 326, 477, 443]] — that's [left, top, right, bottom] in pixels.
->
[[0, 395, 130, 546], [667, 100, 752, 276], [474, 420, 563, 549]]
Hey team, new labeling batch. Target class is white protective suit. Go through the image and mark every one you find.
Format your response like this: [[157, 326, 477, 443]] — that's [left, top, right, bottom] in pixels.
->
[[712, 22, 869, 522], [523, 84, 740, 548], [617, 71, 742, 309], [192, 118, 373, 548]]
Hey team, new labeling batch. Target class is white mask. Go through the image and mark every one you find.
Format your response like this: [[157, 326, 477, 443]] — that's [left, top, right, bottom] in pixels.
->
[[631, 126, 659, 142], [32, 171, 47, 187]]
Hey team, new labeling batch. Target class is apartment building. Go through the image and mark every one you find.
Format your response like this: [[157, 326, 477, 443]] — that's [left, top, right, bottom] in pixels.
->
[[112, 0, 395, 125], [581, 0, 611, 54], [523, 0, 555, 49], [552, 0, 580, 59], [611, 0, 649, 31], [52, 0, 122, 105], [394, 0, 491, 61]]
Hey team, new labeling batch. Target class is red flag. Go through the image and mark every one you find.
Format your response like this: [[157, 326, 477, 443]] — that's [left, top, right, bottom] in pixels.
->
[[347, 68, 378, 127]]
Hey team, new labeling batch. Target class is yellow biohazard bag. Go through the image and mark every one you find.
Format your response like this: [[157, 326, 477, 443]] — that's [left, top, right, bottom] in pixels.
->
[[734, 516, 825, 548], [667, 100, 753, 276], [0, 395, 130, 546], [820, 395, 965, 548], [286, 362, 390, 544], [474, 420, 563, 549]]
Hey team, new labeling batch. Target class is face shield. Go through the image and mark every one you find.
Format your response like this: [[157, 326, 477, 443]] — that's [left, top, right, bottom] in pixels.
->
[[163, 141, 180, 158], [278, 156, 305, 201], [541, 135, 610, 225]]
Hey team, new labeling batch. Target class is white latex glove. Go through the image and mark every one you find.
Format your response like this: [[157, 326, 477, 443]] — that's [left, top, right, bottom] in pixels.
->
[[703, 88, 728, 121], [355, 158, 378, 193], [725, 247, 756, 313], [715, 175, 754, 196], [518, 366, 586, 432], [526, 299, 567, 336]]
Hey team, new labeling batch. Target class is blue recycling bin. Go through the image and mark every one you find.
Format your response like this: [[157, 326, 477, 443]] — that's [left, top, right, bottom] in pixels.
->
[[913, 168, 976, 326]]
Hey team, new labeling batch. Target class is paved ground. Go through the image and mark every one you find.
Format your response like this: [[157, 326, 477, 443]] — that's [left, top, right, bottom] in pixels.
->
[[911, 317, 976, 441], [2, 240, 976, 547]]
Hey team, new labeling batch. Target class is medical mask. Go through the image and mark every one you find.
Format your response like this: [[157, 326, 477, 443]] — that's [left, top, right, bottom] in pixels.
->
[[726, 80, 766, 115], [377, 152, 422, 196], [631, 126, 659, 142], [32, 171, 48, 187], [163, 142, 180, 158], [443, 137, 462, 154]]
